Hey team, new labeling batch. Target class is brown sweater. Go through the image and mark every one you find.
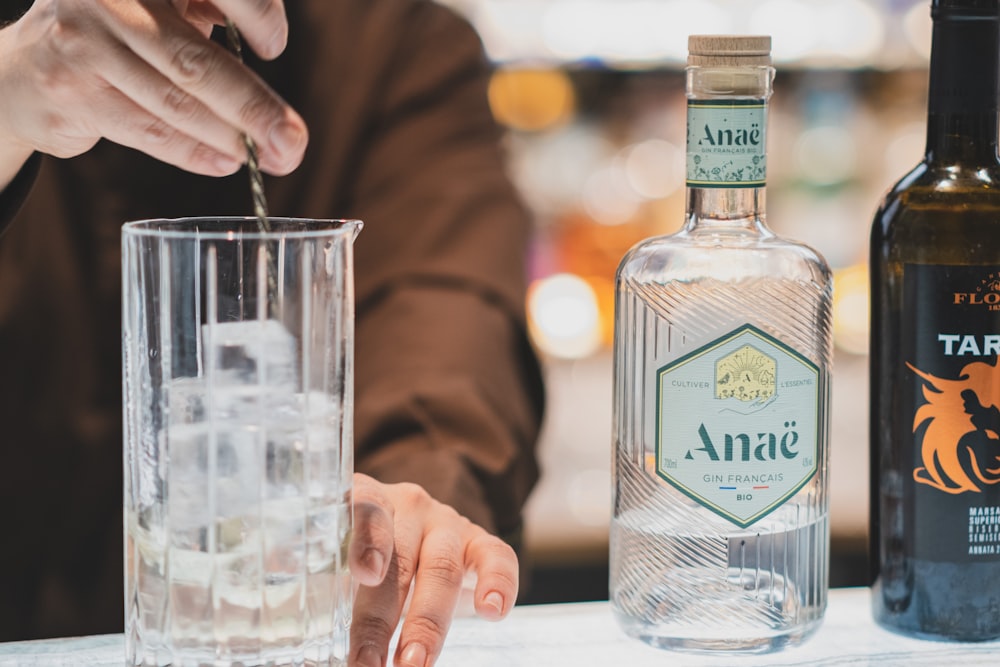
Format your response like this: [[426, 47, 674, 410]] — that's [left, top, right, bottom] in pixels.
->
[[0, 0, 542, 640]]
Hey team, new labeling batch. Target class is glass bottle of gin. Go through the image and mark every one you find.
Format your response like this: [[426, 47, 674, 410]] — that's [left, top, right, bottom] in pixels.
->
[[610, 35, 833, 653], [870, 0, 1000, 641]]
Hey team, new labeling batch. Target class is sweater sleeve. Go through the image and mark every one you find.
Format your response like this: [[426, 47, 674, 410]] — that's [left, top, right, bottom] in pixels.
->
[[0, 153, 41, 237], [339, 1, 544, 543]]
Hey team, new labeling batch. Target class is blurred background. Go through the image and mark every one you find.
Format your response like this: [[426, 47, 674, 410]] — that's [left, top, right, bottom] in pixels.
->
[[438, 0, 935, 602]]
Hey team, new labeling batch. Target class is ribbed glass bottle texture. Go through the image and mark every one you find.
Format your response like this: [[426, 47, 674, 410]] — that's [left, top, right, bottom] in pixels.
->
[[610, 38, 833, 653]]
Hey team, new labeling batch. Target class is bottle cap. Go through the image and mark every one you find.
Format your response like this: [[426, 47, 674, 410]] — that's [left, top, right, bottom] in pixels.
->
[[687, 35, 772, 67]]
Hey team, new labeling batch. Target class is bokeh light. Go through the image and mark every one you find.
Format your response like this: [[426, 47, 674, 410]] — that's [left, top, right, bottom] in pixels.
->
[[833, 263, 869, 356], [624, 139, 684, 200], [903, 1, 933, 61], [794, 125, 857, 186], [488, 67, 576, 132], [528, 274, 603, 359]]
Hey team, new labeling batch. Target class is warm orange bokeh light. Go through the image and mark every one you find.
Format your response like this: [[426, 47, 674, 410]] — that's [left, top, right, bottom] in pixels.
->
[[488, 67, 576, 132]]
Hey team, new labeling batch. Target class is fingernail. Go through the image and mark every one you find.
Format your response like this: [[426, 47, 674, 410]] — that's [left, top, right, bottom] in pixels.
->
[[269, 120, 305, 160], [356, 645, 381, 667], [484, 591, 504, 616], [362, 547, 385, 578], [400, 642, 427, 667]]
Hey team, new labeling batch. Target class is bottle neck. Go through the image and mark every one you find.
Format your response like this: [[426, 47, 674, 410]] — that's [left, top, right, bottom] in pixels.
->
[[925, 10, 1000, 164], [684, 66, 772, 229], [686, 188, 766, 231]]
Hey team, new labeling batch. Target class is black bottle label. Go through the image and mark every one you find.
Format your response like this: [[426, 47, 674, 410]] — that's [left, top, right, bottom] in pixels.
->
[[903, 264, 1000, 563]]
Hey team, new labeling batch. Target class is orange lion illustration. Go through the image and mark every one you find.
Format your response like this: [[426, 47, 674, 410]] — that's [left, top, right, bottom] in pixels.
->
[[908, 359, 1000, 494]]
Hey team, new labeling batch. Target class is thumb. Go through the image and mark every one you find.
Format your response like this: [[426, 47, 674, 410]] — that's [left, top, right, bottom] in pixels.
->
[[350, 474, 395, 588], [169, 0, 224, 37]]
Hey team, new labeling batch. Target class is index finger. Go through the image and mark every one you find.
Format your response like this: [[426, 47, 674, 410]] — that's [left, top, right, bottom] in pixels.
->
[[110, 1, 306, 174]]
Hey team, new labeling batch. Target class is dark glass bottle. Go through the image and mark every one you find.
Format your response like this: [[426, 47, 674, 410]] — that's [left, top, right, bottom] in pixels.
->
[[870, 0, 1000, 641]]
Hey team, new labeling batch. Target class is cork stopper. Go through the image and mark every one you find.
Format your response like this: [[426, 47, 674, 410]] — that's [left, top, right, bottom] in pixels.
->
[[687, 35, 772, 67]]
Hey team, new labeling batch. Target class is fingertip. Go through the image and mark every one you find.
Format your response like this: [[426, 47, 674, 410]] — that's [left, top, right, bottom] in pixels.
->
[[467, 534, 519, 620], [477, 590, 508, 621], [353, 546, 387, 587], [185, 150, 241, 178], [398, 642, 428, 667], [262, 23, 288, 60], [354, 644, 382, 667], [364, 547, 386, 577], [261, 117, 307, 175], [349, 487, 395, 587], [211, 153, 242, 176]]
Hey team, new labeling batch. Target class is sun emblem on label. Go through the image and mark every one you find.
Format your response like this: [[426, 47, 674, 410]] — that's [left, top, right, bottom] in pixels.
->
[[716, 345, 776, 404]]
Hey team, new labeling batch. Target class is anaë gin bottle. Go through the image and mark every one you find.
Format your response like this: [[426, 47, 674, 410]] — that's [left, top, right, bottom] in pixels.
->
[[610, 35, 833, 652], [870, 0, 1000, 641]]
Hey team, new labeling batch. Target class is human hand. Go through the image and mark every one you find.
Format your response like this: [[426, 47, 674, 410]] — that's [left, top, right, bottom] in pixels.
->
[[0, 0, 306, 183], [349, 474, 519, 667]]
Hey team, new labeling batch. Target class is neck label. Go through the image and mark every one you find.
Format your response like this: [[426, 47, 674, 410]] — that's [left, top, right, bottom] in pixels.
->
[[686, 99, 767, 188]]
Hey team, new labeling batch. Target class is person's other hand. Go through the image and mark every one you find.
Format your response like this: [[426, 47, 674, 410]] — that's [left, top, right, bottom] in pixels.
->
[[0, 0, 306, 179], [349, 473, 519, 667]]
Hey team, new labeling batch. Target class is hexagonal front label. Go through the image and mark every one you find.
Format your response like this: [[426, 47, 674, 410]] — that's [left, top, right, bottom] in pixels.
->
[[656, 325, 820, 528]]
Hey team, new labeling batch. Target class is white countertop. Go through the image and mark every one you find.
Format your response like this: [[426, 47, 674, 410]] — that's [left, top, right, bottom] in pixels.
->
[[2, 588, 998, 666]]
